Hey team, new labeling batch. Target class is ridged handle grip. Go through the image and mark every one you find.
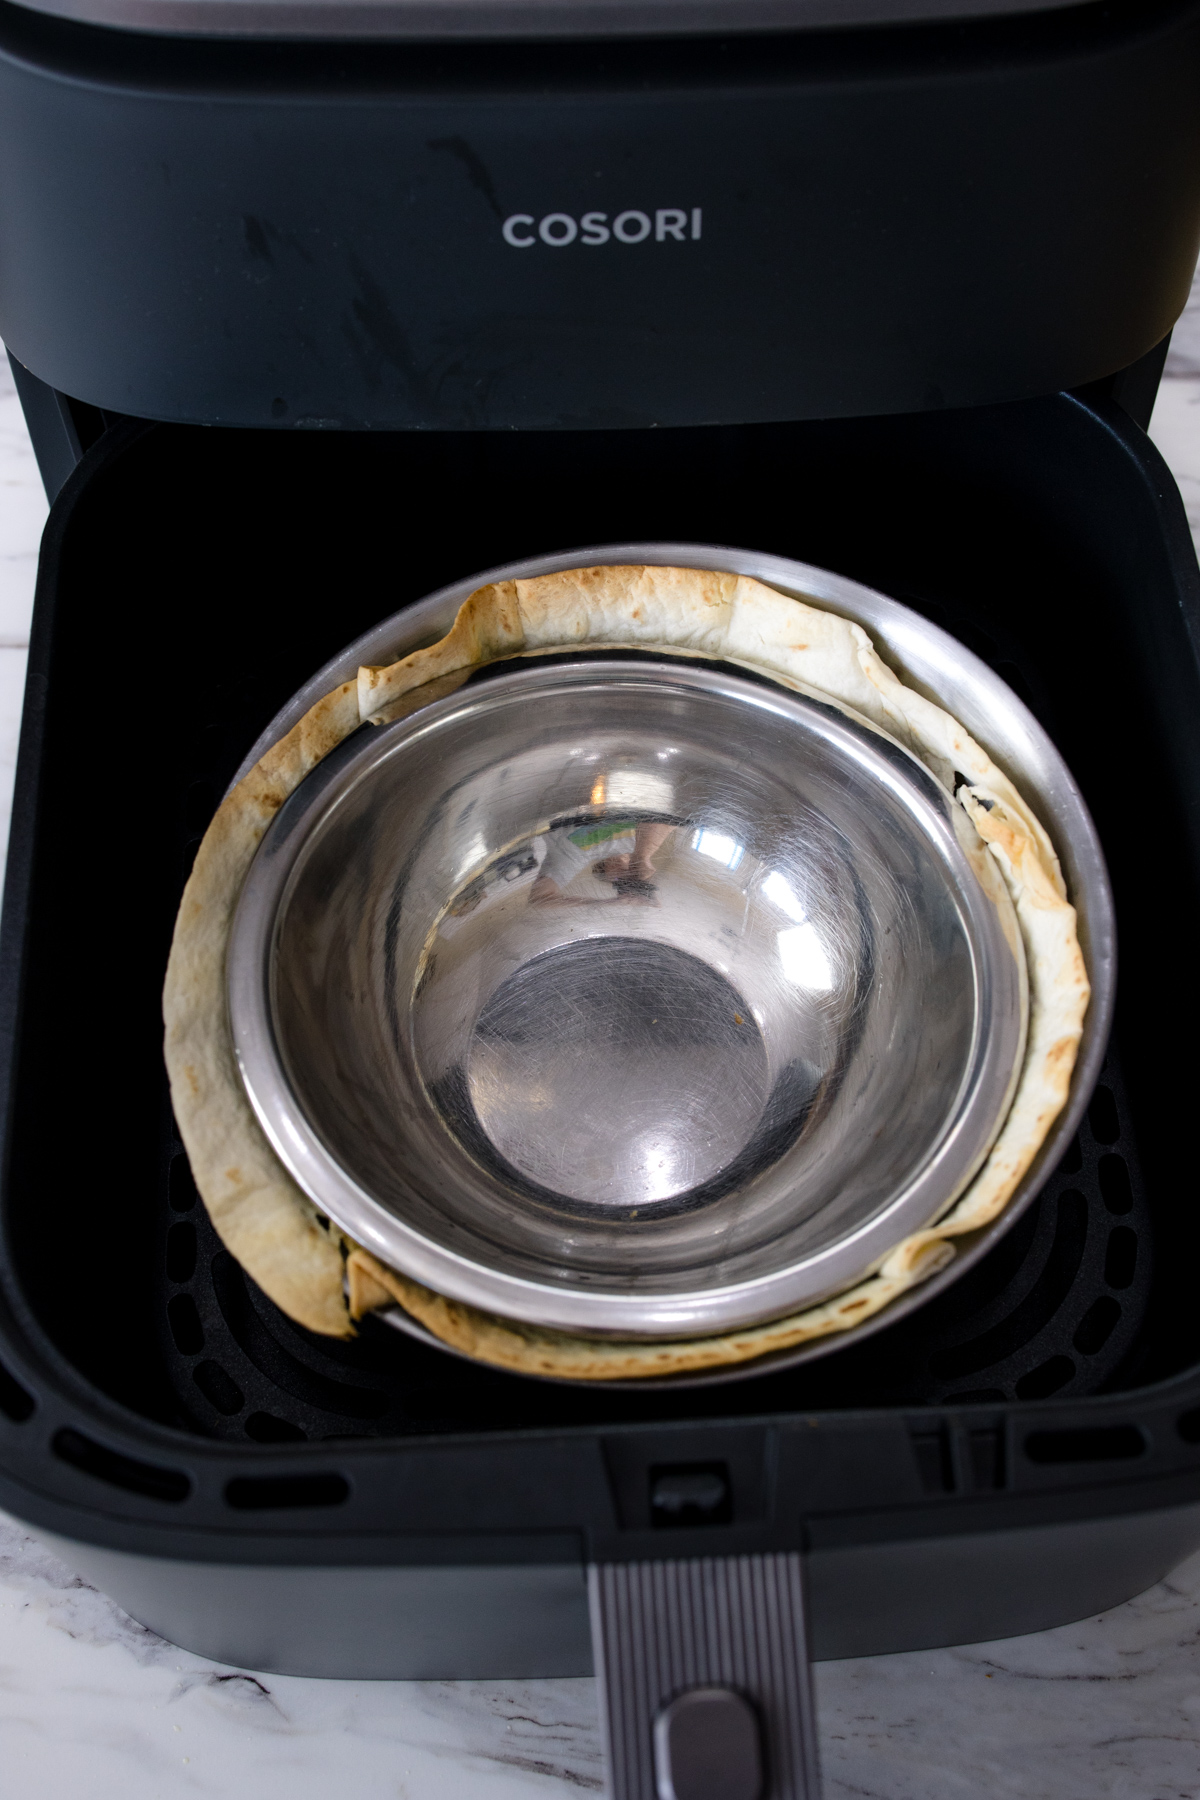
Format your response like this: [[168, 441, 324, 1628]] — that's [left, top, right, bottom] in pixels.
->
[[588, 1553, 820, 1800]]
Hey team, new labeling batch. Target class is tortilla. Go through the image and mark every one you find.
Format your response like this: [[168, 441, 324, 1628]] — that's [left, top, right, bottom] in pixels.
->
[[163, 565, 1089, 1372]]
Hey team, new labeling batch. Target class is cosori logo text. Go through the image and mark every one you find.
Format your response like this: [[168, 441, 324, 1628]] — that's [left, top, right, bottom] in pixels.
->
[[502, 209, 702, 247]]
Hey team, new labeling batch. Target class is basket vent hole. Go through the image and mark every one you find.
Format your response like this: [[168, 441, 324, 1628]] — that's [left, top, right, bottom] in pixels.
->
[[52, 1427, 191, 1501], [193, 1360, 244, 1417], [244, 1411, 307, 1444], [168, 1154, 198, 1212], [1088, 1086, 1120, 1145], [225, 1473, 349, 1510], [1098, 1154, 1134, 1215], [1104, 1227, 1138, 1290], [1177, 1408, 1200, 1445], [167, 1294, 204, 1356], [166, 1222, 198, 1284], [0, 1356, 34, 1423]]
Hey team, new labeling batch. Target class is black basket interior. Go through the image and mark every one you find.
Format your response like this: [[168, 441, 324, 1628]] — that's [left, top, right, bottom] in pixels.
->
[[3, 392, 1195, 1441]]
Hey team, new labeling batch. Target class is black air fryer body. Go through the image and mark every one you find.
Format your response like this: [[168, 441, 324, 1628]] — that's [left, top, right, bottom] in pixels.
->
[[2, 1, 1200, 1790]]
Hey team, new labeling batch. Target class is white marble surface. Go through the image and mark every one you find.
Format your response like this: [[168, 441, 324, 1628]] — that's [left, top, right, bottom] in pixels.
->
[[1148, 277, 1200, 555], [10, 1504, 1200, 1800], [0, 356, 39, 876], [2, 285, 1200, 1797]]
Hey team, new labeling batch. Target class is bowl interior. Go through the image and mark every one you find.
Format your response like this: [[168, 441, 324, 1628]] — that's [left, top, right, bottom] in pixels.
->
[[235, 658, 1024, 1335]]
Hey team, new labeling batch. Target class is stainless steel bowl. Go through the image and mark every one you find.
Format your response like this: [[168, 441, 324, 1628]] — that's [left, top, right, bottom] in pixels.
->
[[228, 648, 1028, 1340]]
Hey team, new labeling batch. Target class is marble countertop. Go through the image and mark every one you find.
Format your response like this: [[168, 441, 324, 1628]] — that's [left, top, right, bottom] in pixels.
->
[[3, 285, 1200, 1798]]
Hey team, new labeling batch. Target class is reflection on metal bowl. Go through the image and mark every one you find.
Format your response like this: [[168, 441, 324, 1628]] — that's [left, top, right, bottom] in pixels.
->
[[228, 656, 1026, 1340]]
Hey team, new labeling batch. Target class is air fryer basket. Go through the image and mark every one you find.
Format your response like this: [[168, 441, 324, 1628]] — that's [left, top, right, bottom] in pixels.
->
[[3, 391, 1200, 1729]]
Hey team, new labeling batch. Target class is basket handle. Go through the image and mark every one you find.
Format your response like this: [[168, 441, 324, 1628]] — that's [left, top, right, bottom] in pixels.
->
[[588, 1553, 821, 1800]]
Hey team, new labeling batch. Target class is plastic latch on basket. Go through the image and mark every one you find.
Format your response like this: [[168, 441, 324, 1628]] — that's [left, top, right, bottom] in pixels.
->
[[588, 1553, 820, 1799]]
